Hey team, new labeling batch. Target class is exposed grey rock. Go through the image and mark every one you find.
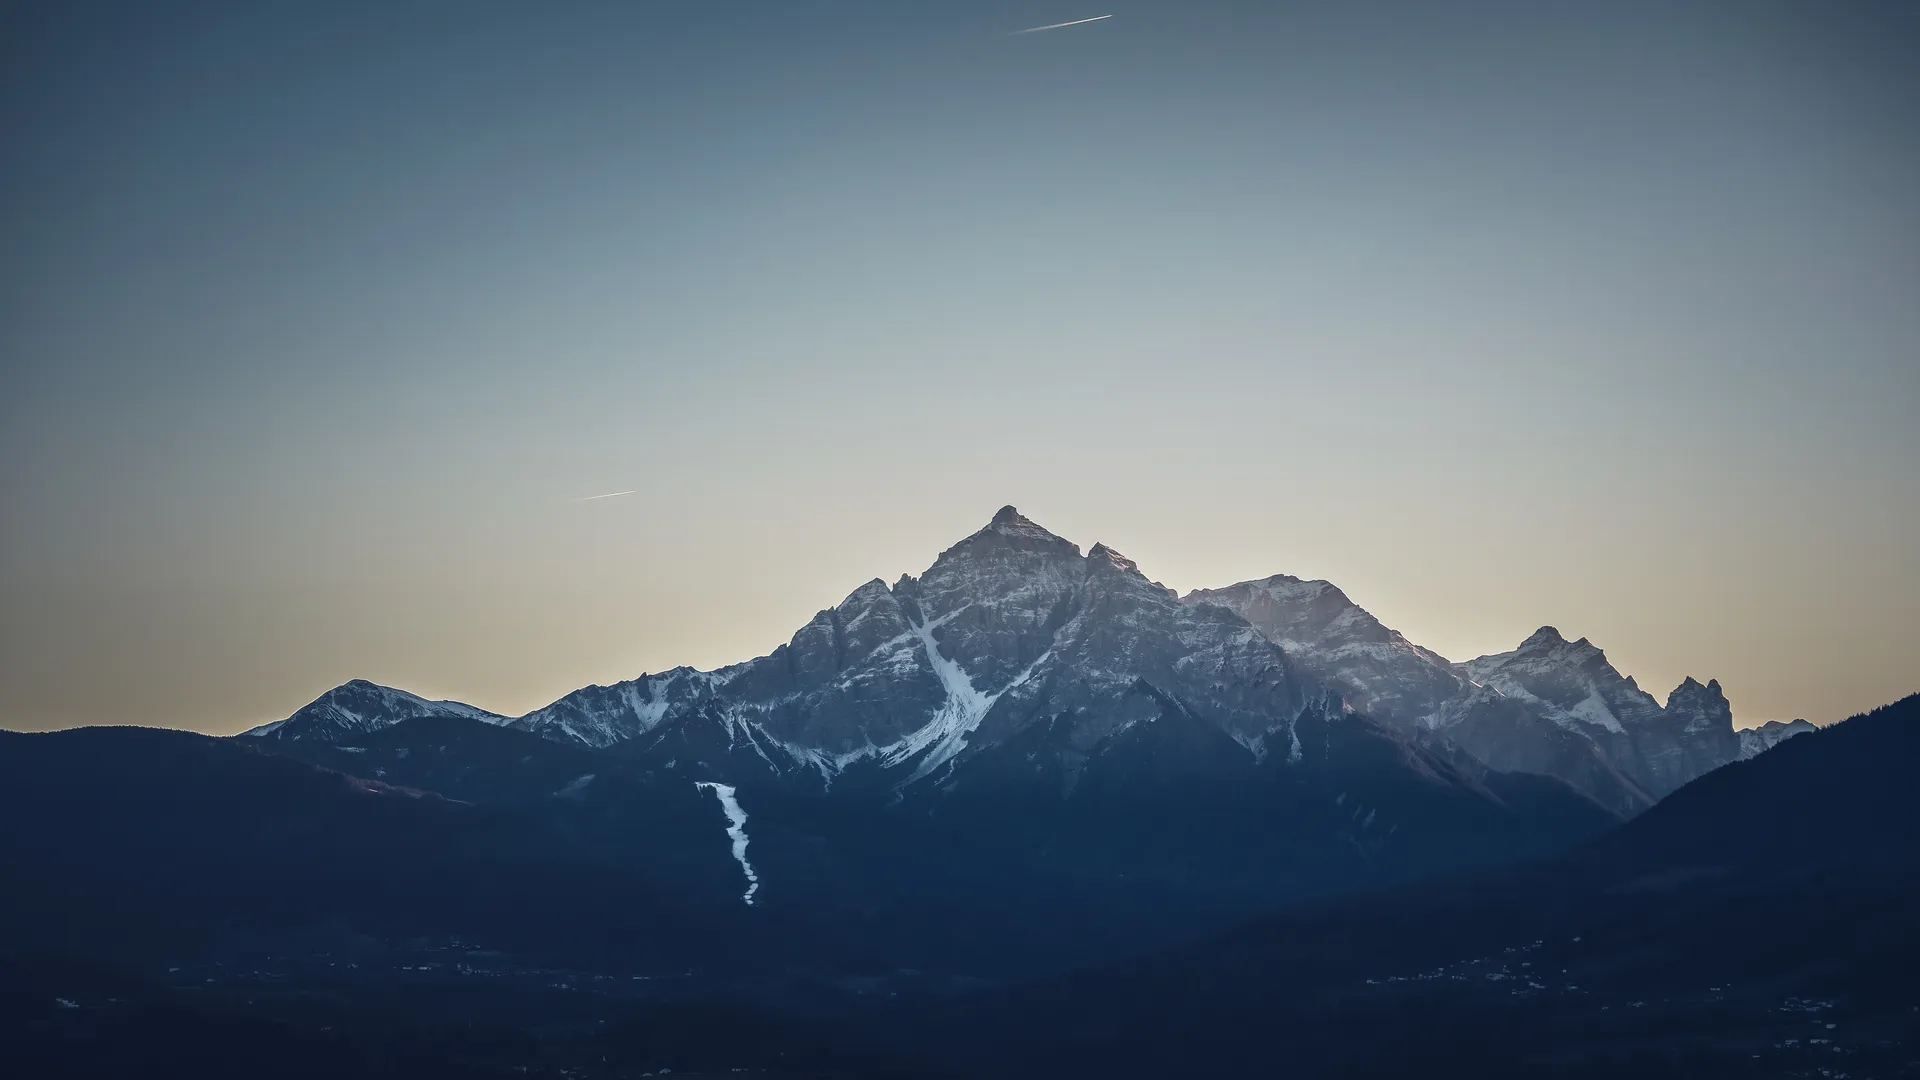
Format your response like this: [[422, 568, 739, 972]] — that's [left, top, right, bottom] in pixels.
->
[[1455, 631, 1746, 799], [1738, 717, 1818, 759], [237, 507, 1637, 955], [1643, 676, 1744, 793], [1183, 573, 1806, 807], [1433, 684, 1656, 817], [244, 679, 506, 743], [1182, 575, 1466, 732], [250, 507, 1792, 815], [1457, 626, 1668, 737]]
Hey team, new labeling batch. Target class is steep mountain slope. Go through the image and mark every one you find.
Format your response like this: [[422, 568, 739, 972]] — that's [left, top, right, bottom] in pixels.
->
[[1738, 717, 1819, 759], [229, 508, 1625, 974], [924, 694, 1920, 1079], [1457, 626, 1666, 732], [1459, 628, 1765, 798], [251, 512, 1808, 817], [1182, 574, 1466, 731], [247, 680, 508, 743], [0, 727, 766, 973], [259, 714, 610, 807], [1184, 577, 1810, 809], [245, 510, 1509, 801], [1434, 682, 1656, 816], [505, 508, 1336, 789]]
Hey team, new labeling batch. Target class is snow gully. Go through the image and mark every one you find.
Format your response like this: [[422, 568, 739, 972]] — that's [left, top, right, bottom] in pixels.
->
[[694, 781, 759, 906]]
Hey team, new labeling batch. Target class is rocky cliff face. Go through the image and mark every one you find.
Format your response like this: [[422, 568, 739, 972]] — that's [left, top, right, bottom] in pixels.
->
[[1181, 578, 1813, 808], [249, 680, 508, 744], [1181, 576, 1466, 732], [1455, 626, 1668, 736], [1452, 632, 1783, 799], [1432, 685, 1656, 817], [239, 508, 1629, 968], [250, 509, 1814, 819], [1644, 676, 1744, 793], [1738, 717, 1819, 759], [512, 507, 1334, 790]]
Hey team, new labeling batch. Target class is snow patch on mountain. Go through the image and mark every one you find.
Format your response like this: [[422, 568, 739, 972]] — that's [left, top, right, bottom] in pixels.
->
[[1459, 629, 1656, 736], [695, 781, 758, 906], [242, 680, 507, 742], [251, 507, 1737, 815], [892, 613, 1050, 785], [1564, 691, 1628, 735], [620, 681, 673, 734], [1738, 719, 1818, 759], [1181, 576, 1464, 735], [984, 504, 1070, 546]]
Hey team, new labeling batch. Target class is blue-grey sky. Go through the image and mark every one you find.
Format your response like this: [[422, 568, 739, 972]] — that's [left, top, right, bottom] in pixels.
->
[[3, 1, 1916, 734]]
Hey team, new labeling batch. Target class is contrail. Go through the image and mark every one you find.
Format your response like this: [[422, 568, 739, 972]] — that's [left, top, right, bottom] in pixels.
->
[[574, 489, 636, 502], [1013, 14, 1113, 34]]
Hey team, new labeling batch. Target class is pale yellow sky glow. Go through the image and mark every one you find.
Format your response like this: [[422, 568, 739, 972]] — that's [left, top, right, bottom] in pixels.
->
[[2, 2, 1915, 736]]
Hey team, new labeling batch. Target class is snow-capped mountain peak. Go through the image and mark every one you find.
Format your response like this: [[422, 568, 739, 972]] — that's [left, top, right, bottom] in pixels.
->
[[244, 680, 506, 742], [1085, 542, 1157, 586], [1518, 625, 1568, 650], [247, 507, 1347, 796], [1181, 575, 1462, 732], [1494, 626, 1612, 669], [242, 506, 1813, 817], [1665, 677, 1730, 733], [1459, 628, 1661, 737], [984, 504, 1070, 545], [1185, 575, 1434, 657], [1187, 582, 1801, 811], [1738, 718, 1819, 759]]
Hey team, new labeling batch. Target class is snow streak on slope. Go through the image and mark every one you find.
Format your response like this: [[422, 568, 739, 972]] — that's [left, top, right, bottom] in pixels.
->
[[1738, 719, 1817, 759], [619, 679, 674, 734], [885, 614, 1051, 786], [694, 781, 759, 906], [241, 681, 508, 741]]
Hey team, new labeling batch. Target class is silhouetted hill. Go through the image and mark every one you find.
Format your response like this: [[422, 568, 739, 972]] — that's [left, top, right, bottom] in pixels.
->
[[251, 714, 606, 807], [0, 727, 761, 973], [916, 694, 1920, 1078]]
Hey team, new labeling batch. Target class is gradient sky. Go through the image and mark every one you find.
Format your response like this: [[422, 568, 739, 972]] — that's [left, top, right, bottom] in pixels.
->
[[3, 1, 1916, 735]]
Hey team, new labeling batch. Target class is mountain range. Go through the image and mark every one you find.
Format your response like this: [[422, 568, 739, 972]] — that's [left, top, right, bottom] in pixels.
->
[[251, 507, 1812, 816], [915, 693, 1920, 1080], [0, 506, 1905, 1079], [8, 687, 1912, 1078], [5, 506, 1828, 976]]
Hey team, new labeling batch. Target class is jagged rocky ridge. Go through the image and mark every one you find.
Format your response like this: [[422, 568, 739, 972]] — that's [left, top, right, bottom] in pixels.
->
[[1183, 577, 1814, 812], [245, 681, 509, 743], [252, 509, 1809, 816], [1738, 717, 1819, 757], [239, 508, 1650, 972], [257, 508, 1337, 789]]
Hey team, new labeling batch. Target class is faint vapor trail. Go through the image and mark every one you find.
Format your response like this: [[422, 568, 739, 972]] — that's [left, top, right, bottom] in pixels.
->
[[574, 490, 636, 502], [1013, 14, 1113, 34]]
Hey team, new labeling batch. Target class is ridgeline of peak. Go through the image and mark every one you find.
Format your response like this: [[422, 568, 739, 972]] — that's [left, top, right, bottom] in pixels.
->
[[1498, 626, 1610, 667], [1181, 572, 1466, 738], [1663, 677, 1735, 751], [1520, 626, 1567, 650], [1086, 542, 1136, 570], [842, 577, 893, 603], [940, 505, 1081, 561], [1668, 676, 1726, 702], [985, 505, 1053, 537], [248, 679, 506, 742], [247, 504, 1815, 817]]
